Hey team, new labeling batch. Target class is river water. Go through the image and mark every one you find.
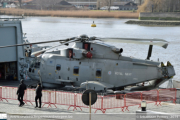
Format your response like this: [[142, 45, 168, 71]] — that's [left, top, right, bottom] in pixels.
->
[[5, 16, 180, 82]]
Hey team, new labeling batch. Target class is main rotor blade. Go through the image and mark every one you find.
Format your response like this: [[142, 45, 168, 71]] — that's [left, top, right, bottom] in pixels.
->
[[96, 38, 168, 49], [31, 39, 79, 56], [0, 37, 76, 48]]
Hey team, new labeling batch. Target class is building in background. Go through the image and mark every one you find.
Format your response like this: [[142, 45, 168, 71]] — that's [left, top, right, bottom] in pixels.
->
[[118, 1, 137, 10], [97, 0, 137, 11], [67, 0, 138, 10], [47, 1, 76, 10], [67, 0, 97, 9], [0, 0, 139, 10], [0, 0, 20, 8]]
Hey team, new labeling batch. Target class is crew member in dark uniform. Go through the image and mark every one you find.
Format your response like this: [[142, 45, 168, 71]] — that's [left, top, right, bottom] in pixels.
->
[[35, 83, 42, 108], [16, 79, 27, 107]]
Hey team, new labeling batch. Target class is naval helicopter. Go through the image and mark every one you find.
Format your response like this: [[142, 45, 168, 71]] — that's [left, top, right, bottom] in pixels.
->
[[0, 34, 176, 91]]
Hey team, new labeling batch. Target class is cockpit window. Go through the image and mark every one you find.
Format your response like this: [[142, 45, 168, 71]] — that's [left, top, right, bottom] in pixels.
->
[[56, 65, 61, 71], [34, 62, 41, 68], [30, 59, 40, 68]]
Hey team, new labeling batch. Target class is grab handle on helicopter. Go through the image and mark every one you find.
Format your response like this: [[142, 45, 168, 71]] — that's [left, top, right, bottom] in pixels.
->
[[146, 45, 153, 60]]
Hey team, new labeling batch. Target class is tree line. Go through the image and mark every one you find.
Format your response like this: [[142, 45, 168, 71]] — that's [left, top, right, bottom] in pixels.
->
[[138, 0, 180, 12]]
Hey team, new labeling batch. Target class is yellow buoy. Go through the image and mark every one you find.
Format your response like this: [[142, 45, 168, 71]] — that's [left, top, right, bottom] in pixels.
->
[[91, 21, 96, 27]]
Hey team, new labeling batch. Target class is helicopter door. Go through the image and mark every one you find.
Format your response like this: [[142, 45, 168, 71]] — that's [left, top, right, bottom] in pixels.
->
[[83, 43, 91, 51], [45, 59, 55, 82], [94, 63, 103, 81], [54, 59, 64, 81], [68, 49, 73, 59], [79, 63, 93, 83], [55, 64, 61, 80]]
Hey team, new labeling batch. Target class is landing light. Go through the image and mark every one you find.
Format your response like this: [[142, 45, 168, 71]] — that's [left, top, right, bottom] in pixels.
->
[[141, 101, 147, 111]]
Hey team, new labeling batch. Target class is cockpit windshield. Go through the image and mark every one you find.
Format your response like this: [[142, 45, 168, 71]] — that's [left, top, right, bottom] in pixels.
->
[[30, 59, 41, 68]]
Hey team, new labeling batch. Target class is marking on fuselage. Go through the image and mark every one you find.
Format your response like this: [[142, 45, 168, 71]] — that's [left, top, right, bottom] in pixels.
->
[[96, 76, 101, 78], [115, 72, 123, 76], [125, 73, 132, 76], [108, 71, 111, 75], [73, 74, 79, 76]]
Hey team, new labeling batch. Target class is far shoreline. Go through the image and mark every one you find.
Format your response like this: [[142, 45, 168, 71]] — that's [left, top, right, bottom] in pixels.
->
[[126, 20, 180, 26], [0, 8, 139, 19], [0, 14, 138, 20]]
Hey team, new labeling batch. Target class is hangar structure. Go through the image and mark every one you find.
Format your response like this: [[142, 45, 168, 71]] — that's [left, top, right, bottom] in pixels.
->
[[0, 19, 25, 81]]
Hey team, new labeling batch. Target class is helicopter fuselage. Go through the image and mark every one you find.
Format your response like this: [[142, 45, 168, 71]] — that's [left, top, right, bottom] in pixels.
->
[[27, 41, 175, 90]]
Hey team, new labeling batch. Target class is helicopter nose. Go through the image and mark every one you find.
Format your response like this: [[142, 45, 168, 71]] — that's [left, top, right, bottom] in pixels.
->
[[161, 61, 176, 78]]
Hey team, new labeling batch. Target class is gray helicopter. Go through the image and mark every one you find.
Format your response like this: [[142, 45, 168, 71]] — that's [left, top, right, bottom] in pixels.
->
[[0, 34, 175, 91]]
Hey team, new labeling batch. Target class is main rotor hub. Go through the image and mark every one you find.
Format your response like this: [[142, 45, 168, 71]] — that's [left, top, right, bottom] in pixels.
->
[[78, 34, 89, 42]]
